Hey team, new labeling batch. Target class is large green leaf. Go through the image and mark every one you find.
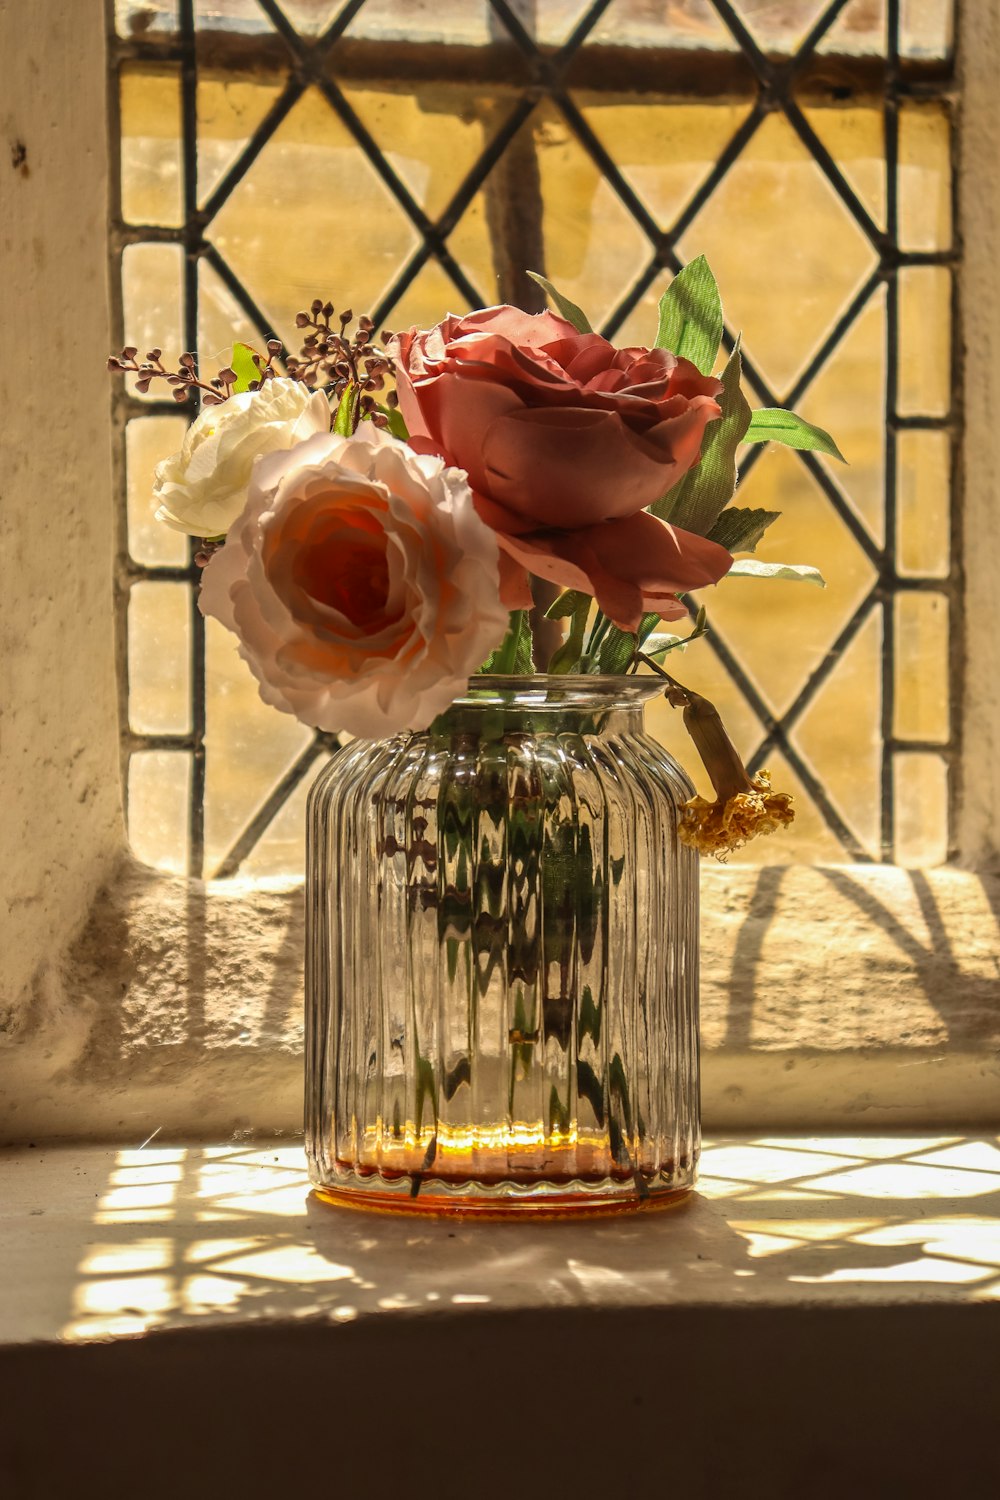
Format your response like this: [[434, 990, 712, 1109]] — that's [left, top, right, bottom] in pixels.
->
[[525, 271, 593, 334], [708, 505, 781, 554], [654, 341, 751, 536], [726, 559, 826, 586], [744, 409, 846, 463], [654, 255, 724, 375], [480, 610, 534, 674], [545, 589, 592, 620]]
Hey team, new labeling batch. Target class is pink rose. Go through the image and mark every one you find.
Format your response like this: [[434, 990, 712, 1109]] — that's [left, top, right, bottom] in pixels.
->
[[390, 305, 733, 630], [198, 427, 509, 738]]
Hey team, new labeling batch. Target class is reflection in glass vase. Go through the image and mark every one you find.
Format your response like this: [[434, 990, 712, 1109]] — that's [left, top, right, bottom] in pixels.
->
[[306, 676, 699, 1216]]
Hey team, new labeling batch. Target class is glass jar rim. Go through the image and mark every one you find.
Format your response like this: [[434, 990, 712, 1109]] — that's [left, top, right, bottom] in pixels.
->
[[449, 673, 667, 708]]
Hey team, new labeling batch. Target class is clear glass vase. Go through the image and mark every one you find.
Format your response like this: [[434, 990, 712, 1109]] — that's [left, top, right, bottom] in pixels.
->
[[305, 676, 699, 1216]]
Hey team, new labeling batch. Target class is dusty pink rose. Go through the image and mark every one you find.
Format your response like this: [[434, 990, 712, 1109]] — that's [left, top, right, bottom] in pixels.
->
[[199, 426, 509, 738], [390, 305, 733, 629]]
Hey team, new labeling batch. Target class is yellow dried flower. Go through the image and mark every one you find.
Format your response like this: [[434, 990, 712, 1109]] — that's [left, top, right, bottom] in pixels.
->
[[678, 770, 795, 860]]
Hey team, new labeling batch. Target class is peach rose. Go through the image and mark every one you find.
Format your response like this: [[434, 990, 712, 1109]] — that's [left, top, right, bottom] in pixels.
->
[[198, 426, 509, 738], [390, 305, 733, 629]]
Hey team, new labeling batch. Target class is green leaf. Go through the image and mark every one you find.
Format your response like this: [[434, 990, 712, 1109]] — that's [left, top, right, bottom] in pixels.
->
[[645, 605, 709, 660], [480, 610, 534, 674], [654, 341, 751, 536], [654, 255, 724, 375], [708, 506, 781, 555], [334, 383, 359, 437], [744, 409, 846, 463], [374, 401, 408, 441], [525, 271, 593, 334], [545, 588, 592, 621], [644, 632, 685, 657], [231, 342, 261, 394], [726, 559, 826, 587], [595, 612, 662, 677], [547, 593, 592, 674]]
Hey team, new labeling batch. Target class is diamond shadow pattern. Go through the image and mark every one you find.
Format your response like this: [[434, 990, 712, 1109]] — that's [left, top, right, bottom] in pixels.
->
[[112, 0, 958, 875]]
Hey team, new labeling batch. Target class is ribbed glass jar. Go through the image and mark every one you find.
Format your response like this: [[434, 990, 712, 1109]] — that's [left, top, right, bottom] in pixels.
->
[[305, 676, 699, 1216]]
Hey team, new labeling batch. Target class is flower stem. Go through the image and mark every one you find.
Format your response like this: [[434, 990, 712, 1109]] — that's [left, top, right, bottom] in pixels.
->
[[635, 650, 754, 802]]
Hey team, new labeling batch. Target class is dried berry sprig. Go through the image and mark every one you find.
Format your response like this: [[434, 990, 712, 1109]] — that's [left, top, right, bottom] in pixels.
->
[[107, 340, 282, 405], [194, 536, 226, 568], [635, 650, 794, 857], [285, 300, 396, 428]]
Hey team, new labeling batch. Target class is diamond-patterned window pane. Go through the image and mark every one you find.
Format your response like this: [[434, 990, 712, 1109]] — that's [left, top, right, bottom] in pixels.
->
[[111, 0, 958, 876]]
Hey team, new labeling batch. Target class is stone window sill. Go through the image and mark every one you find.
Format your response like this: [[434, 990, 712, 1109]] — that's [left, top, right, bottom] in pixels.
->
[[2, 1131, 999, 1494], [4, 859, 999, 1142]]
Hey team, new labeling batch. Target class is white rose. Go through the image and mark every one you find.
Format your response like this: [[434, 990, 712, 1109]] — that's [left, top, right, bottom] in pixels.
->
[[153, 378, 332, 537], [198, 425, 510, 739]]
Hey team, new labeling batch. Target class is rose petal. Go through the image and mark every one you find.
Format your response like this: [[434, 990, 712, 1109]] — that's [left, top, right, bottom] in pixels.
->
[[496, 510, 732, 631], [480, 404, 720, 525]]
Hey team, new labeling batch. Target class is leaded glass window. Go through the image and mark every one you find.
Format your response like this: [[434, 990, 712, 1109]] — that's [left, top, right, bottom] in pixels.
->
[[110, 0, 957, 875]]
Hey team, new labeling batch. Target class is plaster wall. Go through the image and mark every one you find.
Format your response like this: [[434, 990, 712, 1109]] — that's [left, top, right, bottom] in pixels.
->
[[956, 3, 1000, 870], [1, 1, 124, 1015]]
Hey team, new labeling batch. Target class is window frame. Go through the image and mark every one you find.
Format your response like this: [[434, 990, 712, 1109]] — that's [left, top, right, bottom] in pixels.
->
[[110, 0, 962, 877]]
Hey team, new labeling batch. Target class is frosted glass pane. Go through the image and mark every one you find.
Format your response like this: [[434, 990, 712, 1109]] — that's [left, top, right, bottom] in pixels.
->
[[732, 0, 855, 53], [116, 0, 175, 36], [677, 112, 878, 393], [196, 76, 286, 209], [129, 583, 191, 735], [122, 243, 184, 404], [900, 0, 953, 59], [702, 446, 877, 719], [795, 607, 882, 858], [114, 14, 955, 872], [899, 103, 951, 252], [796, 285, 885, 547], [203, 617, 312, 877], [589, 0, 740, 50], [208, 86, 419, 339], [799, 102, 885, 229], [346, 84, 520, 224], [344, 0, 492, 44], [241, 767, 321, 876], [281, 0, 344, 33], [898, 267, 951, 417], [535, 102, 650, 331], [897, 430, 950, 579], [893, 592, 949, 743], [120, 65, 183, 227], [127, 417, 190, 567], [579, 99, 755, 236], [815, 0, 886, 58], [129, 752, 191, 875]]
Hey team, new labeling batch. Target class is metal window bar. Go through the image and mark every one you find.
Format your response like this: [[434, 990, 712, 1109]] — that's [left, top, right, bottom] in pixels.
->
[[108, 0, 960, 876]]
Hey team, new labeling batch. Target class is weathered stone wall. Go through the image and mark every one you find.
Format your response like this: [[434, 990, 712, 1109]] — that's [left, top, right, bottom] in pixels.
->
[[1, 1, 123, 1018], [958, 3, 1000, 869], [2, 859, 997, 1141]]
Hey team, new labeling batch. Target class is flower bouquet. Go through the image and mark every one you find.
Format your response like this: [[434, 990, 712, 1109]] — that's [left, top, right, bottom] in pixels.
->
[[110, 257, 840, 1214]]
